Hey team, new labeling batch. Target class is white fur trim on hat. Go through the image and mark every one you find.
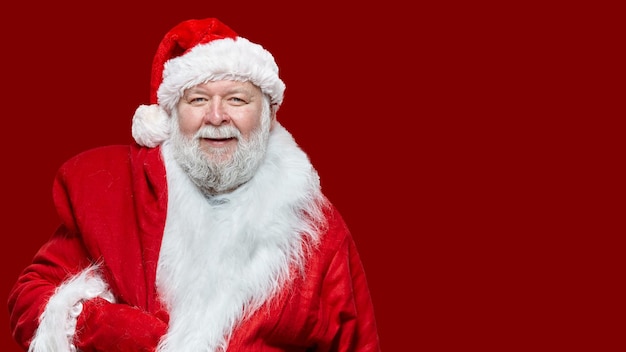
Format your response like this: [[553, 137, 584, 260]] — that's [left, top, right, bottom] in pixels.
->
[[132, 104, 171, 147], [157, 37, 285, 113]]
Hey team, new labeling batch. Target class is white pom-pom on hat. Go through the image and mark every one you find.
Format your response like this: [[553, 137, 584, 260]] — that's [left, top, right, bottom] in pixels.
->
[[131, 104, 170, 148]]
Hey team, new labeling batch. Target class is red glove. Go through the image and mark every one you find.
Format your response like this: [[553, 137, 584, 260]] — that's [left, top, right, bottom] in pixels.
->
[[74, 297, 168, 352]]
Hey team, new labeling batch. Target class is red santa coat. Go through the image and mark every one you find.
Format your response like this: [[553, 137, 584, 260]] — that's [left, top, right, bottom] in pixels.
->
[[8, 125, 380, 351]]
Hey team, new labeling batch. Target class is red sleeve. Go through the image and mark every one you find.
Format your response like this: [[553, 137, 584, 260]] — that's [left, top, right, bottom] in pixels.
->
[[7, 150, 103, 350], [323, 212, 381, 352], [7, 226, 93, 350], [226, 204, 381, 351], [8, 144, 167, 351]]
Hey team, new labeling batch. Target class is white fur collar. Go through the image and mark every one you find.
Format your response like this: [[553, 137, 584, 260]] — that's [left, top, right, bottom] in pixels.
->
[[155, 123, 326, 351]]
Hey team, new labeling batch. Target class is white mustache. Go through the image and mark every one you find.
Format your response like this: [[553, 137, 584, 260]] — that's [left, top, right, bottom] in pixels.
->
[[195, 126, 240, 139]]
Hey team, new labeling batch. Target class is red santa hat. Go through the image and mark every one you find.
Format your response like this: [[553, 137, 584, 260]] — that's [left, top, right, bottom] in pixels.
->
[[132, 18, 286, 147]]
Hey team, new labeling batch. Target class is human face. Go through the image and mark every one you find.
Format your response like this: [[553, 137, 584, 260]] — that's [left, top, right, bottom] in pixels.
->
[[169, 80, 274, 196], [176, 80, 267, 163]]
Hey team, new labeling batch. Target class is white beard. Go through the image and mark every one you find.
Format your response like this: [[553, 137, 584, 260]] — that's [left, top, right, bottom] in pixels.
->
[[167, 100, 271, 196], [155, 123, 328, 352]]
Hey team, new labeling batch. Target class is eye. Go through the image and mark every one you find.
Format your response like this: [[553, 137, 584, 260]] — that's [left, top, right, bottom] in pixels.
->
[[188, 96, 208, 105], [228, 96, 248, 105]]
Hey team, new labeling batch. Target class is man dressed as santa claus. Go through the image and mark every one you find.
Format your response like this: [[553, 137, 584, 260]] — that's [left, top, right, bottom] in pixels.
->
[[7, 17, 380, 352]]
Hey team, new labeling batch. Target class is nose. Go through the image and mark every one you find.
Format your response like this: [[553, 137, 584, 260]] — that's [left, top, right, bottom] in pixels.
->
[[203, 99, 230, 126]]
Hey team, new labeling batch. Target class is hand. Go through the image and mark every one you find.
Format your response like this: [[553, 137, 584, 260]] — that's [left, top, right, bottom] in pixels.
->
[[74, 297, 168, 352]]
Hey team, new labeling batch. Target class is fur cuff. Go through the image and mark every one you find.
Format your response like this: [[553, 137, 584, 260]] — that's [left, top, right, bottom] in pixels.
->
[[132, 104, 170, 148], [28, 265, 114, 352]]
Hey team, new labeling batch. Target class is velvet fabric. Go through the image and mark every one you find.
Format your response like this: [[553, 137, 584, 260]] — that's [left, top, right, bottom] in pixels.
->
[[75, 297, 168, 351], [8, 143, 380, 351]]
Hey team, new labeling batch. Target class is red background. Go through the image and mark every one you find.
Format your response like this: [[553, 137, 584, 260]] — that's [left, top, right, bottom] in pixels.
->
[[0, 1, 620, 351]]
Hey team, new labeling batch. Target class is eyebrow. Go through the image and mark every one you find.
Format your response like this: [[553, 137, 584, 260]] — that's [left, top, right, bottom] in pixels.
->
[[187, 83, 255, 95]]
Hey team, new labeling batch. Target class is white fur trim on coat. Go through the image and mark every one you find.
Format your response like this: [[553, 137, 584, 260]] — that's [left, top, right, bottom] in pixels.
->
[[155, 123, 327, 351], [28, 265, 114, 352]]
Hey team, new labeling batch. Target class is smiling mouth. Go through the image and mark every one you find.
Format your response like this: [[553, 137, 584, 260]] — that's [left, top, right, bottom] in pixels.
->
[[203, 136, 235, 141], [201, 137, 237, 148]]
